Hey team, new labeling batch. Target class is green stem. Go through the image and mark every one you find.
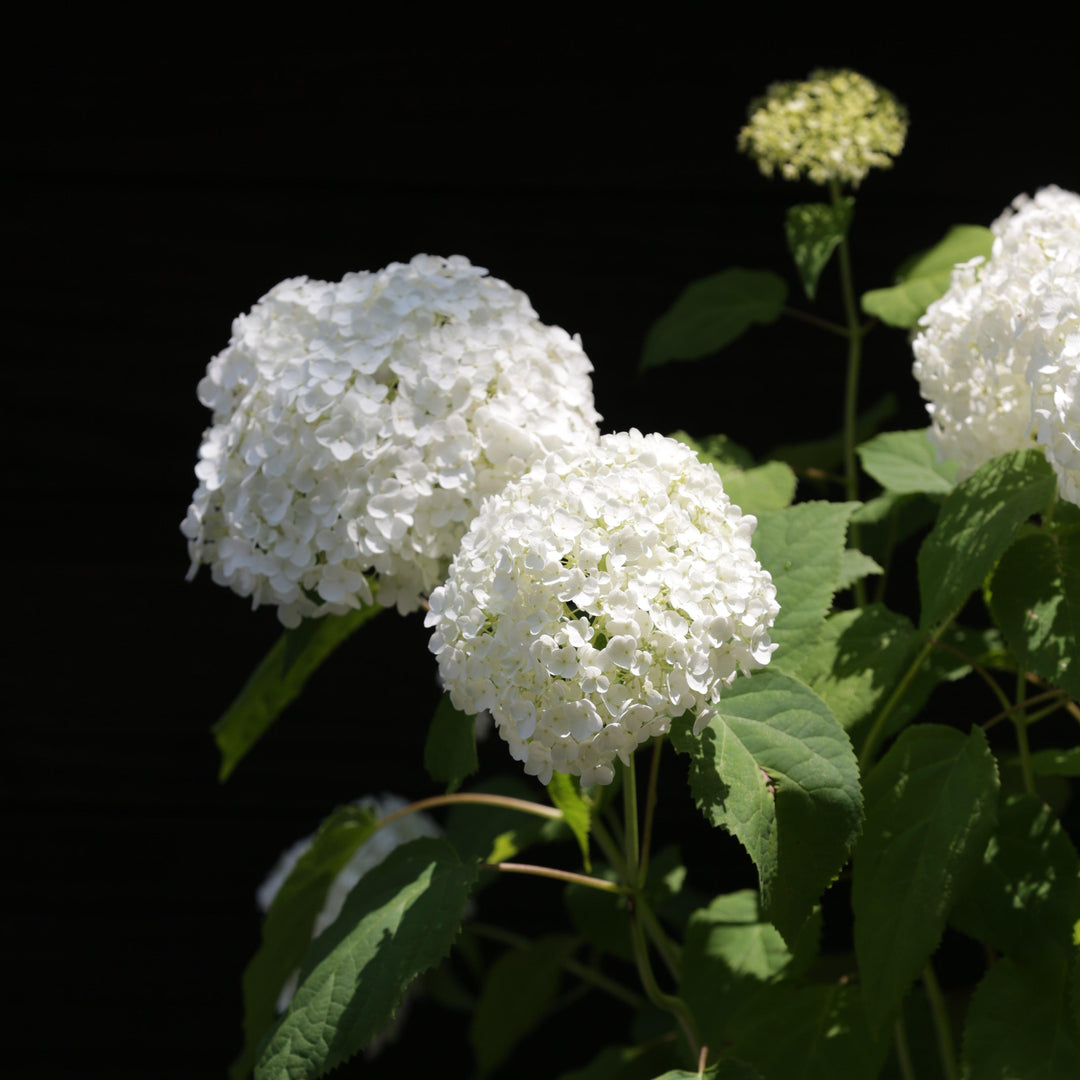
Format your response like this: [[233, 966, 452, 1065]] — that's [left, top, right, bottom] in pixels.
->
[[933, 638, 1014, 719], [623, 754, 640, 885], [831, 180, 866, 607], [1013, 671, 1036, 797], [483, 861, 628, 894], [638, 895, 681, 982], [639, 737, 665, 890], [378, 792, 563, 831], [591, 815, 630, 881], [621, 757, 701, 1061], [982, 687, 1065, 731], [628, 902, 701, 1061], [922, 963, 958, 1080], [893, 1016, 917, 1080], [858, 619, 952, 770], [468, 922, 647, 1010], [782, 305, 850, 338]]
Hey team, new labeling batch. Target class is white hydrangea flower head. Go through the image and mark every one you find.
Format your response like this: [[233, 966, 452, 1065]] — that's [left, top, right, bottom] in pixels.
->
[[425, 431, 780, 787], [1027, 246, 1080, 505], [912, 186, 1080, 501], [257, 793, 440, 1016], [182, 255, 602, 625], [737, 69, 908, 187]]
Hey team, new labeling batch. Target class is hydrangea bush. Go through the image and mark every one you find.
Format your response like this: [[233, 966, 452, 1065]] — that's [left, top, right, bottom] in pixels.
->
[[191, 71, 1080, 1080]]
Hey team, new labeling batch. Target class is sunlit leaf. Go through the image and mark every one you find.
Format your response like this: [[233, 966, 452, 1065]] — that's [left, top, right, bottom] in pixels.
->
[[860, 225, 994, 328]]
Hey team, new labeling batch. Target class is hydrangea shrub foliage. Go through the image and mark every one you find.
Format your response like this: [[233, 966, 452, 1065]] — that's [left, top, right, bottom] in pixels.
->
[[188, 71, 1080, 1080]]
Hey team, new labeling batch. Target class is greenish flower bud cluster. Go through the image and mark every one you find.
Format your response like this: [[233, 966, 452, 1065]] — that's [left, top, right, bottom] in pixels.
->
[[738, 69, 908, 188]]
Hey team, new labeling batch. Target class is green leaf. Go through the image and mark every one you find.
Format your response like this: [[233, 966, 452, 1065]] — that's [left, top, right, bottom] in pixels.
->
[[727, 982, 888, 1080], [852, 724, 999, 1032], [836, 549, 883, 592], [652, 1065, 763, 1080], [547, 772, 592, 869], [860, 225, 994, 328], [785, 198, 855, 300], [681, 890, 821, 1048], [556, 1041, 681, 1080], [671, 431, 796, 513], [565, 867, 633, 960], [213, 603, 382, 780], [784, 605, 916, 733], [918, 450, 1056, 630], [951, 793, 1080, 965], [721, 461, 799, 514], [424, 693, 479, 793], [443, 775, 551, 867], [963, 958, 1080, 1079], [256, 837, 478, 1080], [470, 934, 578, 1077], [1029, 747, 1080, 776], [641, 269, 787, 371], [754, 501, 860, 663], [671, 430, 756, 470], [671, 672, 862, 943], [990, 525, 1080, 700], [857, 429, 958, 494], [233, 805, 379, 1080]]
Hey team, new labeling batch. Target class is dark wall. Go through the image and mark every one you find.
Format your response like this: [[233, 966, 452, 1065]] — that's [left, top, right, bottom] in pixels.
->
[[8, 24, 1078, 1078]]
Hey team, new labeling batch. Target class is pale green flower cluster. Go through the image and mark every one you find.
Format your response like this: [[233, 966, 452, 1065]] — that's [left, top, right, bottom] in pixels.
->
[[737, 69, 908, 187]]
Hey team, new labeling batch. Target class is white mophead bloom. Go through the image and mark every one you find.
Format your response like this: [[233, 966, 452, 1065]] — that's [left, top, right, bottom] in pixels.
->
[[912, 186, 1080, 503], [426, 431, 780, 787], [182, 255, 601, 625], [257, 793, 440, 1016]]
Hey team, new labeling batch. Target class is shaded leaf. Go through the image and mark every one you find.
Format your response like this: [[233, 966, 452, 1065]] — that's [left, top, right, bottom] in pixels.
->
[[918, 450, 1056, 629], [653, 1065, 763, 1080], [256, 838, 478, 1080], [728, 982, 888, 1080], [950, 793, 1080, 965], [1029, 747, 1080, 776], [853, 725, 998, 1032], [424, 693, 479, 793], [547, 772, 592, 869], [232, 804, 378, 1080], [963, 958, 1080, 1079], [556, 1041, 681, 1080], [470, 935, 577, 1077], [785, 198, 854, 300], [857, 429, 958, 495], [671, 672, 861, 942], [641, 269, 787, 371], [671, 430, 756, 470], [681, 890, 821, 1049], [565, 868, 633, 961], [990, 525, 1080, 700], [860, 225, 994, 328], [443, 775, 552, 868], [214, 603, 381, 780], [783, 605, 915, 733]]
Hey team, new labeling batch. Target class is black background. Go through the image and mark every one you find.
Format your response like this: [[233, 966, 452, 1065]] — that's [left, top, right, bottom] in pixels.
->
[[8, 21, 1079, 1079]]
